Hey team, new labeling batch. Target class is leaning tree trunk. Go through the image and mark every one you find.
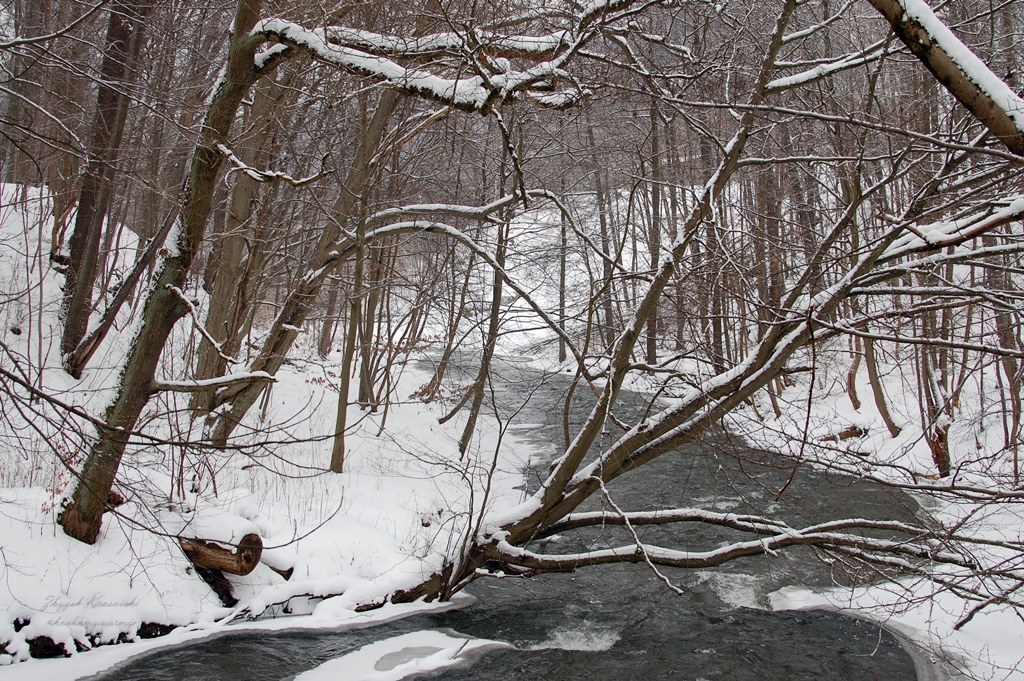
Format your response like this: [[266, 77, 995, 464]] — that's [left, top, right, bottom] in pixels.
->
[[191, 75, 288, 414], [864, 330, 902, 437], [59, 0, 277, 544], [207, 89, 401, 448], [984, 234, 1021, 483], [863, 0, 1024, 156]]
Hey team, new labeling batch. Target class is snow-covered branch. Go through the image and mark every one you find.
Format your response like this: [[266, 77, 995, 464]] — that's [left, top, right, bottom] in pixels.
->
[[814, 320, 1024, 359], [217, 144, 331, 186], [536, 507, 793, 538], [251, 0, 637, 112], [150, 371, 275, 394], [863, 0, 1024, 155], [165, 284, 239, 366], [767, 43, 888, 93], [490, 522, 973, 572], [322, 26, 571, 59], [364, 193, 524, 227], [878, 195, 1024, 261]]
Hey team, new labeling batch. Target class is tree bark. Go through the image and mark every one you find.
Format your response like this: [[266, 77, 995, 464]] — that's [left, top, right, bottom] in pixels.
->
[[558, 175, 568, 364], [459, 220, 507, 456], [192, 75, 288, 413], [330, 225, 365, 473], [208, 89, 401, 447], [179, 533, 262, 576], [863, 330, 902, 437], [586, 123, 616, 351], [318, 277, 341, 359], [646, 102, 661, 366], [863, 0, 1024, 155], [59, 0, 275, 544], [61, 0, 150, 373]]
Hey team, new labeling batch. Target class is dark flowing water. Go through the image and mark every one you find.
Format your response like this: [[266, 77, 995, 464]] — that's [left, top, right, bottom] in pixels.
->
[[96, 356, 924, 681]]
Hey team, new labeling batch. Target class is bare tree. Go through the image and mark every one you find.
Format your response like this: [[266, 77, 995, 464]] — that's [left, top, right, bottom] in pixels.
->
[[19, 0, 1019, 635], [58, 0, 283, 543], [59, 0, 150, 373]]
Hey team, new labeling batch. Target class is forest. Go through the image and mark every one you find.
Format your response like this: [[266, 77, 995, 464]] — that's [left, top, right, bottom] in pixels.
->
[[0, 0, 1023, 677]]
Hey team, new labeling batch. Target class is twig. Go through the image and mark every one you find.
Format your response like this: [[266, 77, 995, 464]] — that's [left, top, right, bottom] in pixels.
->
[[589, 476, 686, 595], [217, 143, 332, 186]]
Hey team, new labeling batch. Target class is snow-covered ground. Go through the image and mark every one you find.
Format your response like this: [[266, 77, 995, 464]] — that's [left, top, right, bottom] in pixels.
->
[[1, 185, 1021, 680], [0, 187, 539, 677]]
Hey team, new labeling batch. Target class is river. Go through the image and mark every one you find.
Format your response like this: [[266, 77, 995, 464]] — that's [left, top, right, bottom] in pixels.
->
[[95, 355, 929, 680]]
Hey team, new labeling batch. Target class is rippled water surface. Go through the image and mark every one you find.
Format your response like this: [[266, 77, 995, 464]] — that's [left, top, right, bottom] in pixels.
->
[[98, 357, 921, 681]]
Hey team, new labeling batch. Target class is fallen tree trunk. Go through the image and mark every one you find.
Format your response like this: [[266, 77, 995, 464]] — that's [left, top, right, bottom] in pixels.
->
[[179, 533, 264, 607], [179, 533, 262, 576]]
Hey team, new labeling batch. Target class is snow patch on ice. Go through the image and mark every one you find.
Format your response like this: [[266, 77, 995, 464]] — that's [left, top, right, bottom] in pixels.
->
[[294, 629, 510, 681]]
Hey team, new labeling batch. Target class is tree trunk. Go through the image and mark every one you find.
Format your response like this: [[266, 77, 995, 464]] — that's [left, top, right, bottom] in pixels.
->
[[458, 220, 507, 456], [358, 246, 387, 409], [984, 235, 1021, 483], [330, 224, 366, 472], [191, 75, 288, 414], [318, 277, 341, 359], [208, 89, 401, 447], [917, 312, 951, 478], [863, 330, 902, 437], [664, 119, 684, 351], [2, 0, 56, 186], [59, 0, 273, 544], [646, 102, 662, 366], [558, 175, 568, 364], [587, 122, 616, 351], [179, 533, 262, 576], [61, 0, 150, 372]]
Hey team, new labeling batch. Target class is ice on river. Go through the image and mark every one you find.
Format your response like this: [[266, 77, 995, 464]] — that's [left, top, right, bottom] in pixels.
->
[[293, 623, 621, 681], [293, 630, 510, 681]]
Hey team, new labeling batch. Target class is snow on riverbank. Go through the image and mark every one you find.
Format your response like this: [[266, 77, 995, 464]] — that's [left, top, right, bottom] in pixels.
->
[[2, 183, 1021, 680], [723, 343, 1024, 681], [0, 597, 476, 681], [0, 187, 540, 677], [0, 351, 536, 676]]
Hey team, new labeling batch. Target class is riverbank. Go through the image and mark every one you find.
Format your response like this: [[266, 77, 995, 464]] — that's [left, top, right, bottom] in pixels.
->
[[723, 356, 1024, 681], [0, 354, 536, 676], [90, 360, 927, 681], [2, 347, 1020, 679]]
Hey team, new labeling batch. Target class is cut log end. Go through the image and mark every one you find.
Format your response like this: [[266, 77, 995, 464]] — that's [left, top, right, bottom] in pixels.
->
[[821, 425, 868, 442], [179, 533, 263, 576]]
